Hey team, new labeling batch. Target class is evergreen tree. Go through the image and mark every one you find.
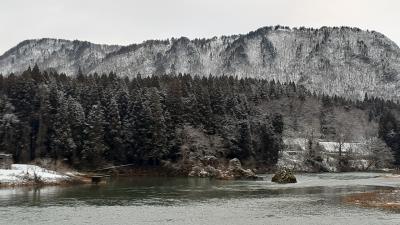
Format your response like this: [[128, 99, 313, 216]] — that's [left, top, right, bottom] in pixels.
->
[[102, 93, 123, 162], [82, 104, 108, 168], [146, 87, 168, 164], [66, 96, 85, 165], [379, 111, 400, 165], [229, 120, 253, 160], [0, 96, 23, 158]]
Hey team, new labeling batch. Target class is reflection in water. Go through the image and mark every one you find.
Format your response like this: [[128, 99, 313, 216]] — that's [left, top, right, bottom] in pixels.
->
[[0, 172, 399, 225]]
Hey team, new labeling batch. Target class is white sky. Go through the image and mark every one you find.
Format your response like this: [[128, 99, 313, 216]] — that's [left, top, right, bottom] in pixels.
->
[[1, 0, 399, 54]]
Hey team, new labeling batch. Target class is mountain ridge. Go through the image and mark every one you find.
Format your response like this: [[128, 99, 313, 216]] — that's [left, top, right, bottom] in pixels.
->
[[1, 26, 400, 100]]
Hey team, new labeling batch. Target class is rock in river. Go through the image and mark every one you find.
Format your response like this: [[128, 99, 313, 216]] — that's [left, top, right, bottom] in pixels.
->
[[188, 158, 260, 180], [218, 158, 259, 180], [271, 168, 297, 184]]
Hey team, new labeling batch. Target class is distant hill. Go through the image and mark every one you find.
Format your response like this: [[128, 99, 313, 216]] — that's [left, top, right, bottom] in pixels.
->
[[1, 26, 400, 100]]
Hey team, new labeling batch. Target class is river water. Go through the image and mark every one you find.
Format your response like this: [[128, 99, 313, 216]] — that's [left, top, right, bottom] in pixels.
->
[[0, 172, 399, 225]]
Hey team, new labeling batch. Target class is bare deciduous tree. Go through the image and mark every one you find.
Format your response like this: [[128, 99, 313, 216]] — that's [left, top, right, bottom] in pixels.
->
[[366, 137, 394, 169]]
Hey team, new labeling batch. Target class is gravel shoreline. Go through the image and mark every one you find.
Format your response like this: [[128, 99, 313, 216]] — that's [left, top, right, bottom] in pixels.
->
[[343, 189, 400, 211]]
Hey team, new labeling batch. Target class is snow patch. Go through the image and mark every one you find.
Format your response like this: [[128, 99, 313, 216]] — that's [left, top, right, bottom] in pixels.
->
[[0, 164, 69, 185]]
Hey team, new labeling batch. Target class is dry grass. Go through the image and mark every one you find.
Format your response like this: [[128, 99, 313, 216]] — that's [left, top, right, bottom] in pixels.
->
[[31, 158, 73, 173], [343, 190, 400, 211]]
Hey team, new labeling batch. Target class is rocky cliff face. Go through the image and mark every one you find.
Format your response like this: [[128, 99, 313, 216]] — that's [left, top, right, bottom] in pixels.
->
[[0, 38, 121, 76], [1, 26, 399, 100]]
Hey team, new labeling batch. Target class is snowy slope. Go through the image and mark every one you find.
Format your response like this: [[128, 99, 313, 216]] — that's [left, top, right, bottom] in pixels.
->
[[1, 26, 400, 100], [0, 38, 121, 76]]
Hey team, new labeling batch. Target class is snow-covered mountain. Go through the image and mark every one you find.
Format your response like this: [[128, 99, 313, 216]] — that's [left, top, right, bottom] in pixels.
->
[[0, 38, 121, 76], [1, 26, 400, 100]]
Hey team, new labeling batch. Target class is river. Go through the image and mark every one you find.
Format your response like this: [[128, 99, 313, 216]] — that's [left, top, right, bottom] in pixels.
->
[[0, 172, 399, 225]]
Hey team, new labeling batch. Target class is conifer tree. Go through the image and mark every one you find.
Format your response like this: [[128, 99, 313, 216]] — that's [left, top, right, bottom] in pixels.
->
[[82, 104, 108, 168]]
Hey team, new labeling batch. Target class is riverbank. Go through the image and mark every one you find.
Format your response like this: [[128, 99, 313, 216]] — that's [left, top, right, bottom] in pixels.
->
[[1, 161, 398, 189], [0, 164, 83, 188], [343, 189, 400, 211]]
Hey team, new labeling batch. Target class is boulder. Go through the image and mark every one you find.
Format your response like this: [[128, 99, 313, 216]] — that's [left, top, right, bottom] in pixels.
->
[[229, 158, 242, 169], [205, 165, 221, 177], [188, 158, 260, 180], [188, 165, 207, 177], [201, 155, 219, 167], [217, 158, 259, 180], [271, 168, 297, 183], [188, 164, 222, 178]]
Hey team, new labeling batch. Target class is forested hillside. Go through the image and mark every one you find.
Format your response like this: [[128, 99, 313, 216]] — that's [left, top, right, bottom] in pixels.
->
[[0, 66, 399, 172], [1, 26, 400, 101]]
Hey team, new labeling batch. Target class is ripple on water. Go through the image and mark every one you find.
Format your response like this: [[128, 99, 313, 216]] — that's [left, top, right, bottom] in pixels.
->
[[0, 172, 399, 225]]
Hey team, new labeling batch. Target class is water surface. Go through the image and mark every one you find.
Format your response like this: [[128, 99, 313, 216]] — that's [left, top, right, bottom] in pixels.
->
[[0, 173, 399, 225]]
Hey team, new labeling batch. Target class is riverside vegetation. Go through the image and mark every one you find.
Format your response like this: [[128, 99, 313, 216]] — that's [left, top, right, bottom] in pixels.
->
[[0, 66, 399, 176]]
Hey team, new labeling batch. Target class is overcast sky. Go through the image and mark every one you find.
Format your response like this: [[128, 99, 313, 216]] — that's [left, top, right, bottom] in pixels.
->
[[1, 0, 399, 54]]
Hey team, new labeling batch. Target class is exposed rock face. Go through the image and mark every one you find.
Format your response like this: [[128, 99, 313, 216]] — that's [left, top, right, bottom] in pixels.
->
[[188, 164, 221, 178], [271, 168, 297, 183], [228, 158, 242, 169], [187, 158, 259, 180], [1, 26, 399, 100], [218, 158, 258, 180], [0, 39, 121, 76]]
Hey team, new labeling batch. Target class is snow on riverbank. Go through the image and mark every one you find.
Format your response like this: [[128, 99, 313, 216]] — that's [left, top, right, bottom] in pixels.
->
[[0, 164, 69, 186], [280, 138, 377, 172]]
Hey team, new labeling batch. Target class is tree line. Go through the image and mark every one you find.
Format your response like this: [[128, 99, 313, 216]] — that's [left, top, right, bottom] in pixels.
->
[[0, 65, 399, 169]]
